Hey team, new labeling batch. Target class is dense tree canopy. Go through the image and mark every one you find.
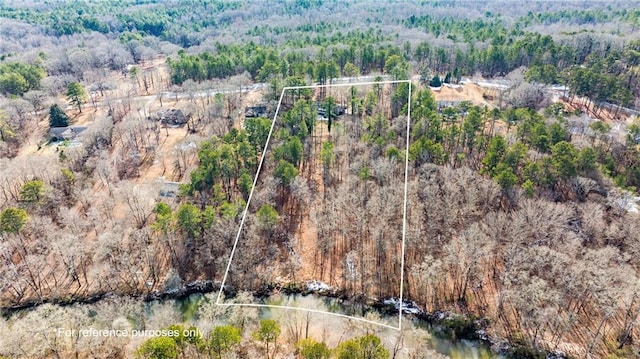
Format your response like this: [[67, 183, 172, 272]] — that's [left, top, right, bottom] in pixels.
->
[[209, 325, 241, 359], [0, 63, 45, 96], [296, 338, 331, 359], [135, 337, 179, 359], [2, 2, 640, 359], [335, 335, 389, 359], [0, 207, 28, 233]]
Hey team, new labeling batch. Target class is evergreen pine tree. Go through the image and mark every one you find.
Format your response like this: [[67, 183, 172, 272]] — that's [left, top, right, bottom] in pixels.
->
[[49, 104, 69, 128]]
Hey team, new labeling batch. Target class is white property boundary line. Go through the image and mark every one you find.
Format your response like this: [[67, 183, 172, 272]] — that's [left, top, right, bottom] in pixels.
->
[[216, 80, 412, 331]]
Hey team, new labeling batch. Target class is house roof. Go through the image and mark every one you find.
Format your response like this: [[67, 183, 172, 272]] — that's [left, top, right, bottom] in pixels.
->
[[48, 126, 87, 139]]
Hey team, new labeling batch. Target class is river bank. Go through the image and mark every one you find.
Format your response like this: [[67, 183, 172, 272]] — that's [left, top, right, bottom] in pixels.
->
[[1, 280, 568, 358]]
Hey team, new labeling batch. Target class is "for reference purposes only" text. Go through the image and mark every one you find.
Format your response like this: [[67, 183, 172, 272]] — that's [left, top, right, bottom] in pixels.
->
[[55, 328, 200, 338]]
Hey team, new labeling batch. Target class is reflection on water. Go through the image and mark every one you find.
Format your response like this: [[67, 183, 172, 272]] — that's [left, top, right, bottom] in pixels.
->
[[427, 336, 499, 359], [177, 292, 205, 321], [219, 292, 502, 359], [2, 291, 501, 358]]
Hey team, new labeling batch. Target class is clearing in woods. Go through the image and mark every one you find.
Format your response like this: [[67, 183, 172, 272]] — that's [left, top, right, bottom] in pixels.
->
[[216, 80, 412, 329]]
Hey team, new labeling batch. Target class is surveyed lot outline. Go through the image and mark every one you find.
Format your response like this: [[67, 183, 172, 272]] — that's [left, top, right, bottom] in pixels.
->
[[216, 80, 412, 330]]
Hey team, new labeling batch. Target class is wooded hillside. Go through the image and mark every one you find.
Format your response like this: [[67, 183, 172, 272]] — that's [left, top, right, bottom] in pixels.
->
[[1, 1, 640, 358]]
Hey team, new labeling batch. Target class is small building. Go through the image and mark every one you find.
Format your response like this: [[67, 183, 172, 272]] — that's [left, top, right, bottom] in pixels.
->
[[156, 178, 180, 198], [155, 108, 189, 126], [437, 100, 463, 110], [245, 105, 267, 118], [48, 126, 87, 142], [316, 103, 345, 118]]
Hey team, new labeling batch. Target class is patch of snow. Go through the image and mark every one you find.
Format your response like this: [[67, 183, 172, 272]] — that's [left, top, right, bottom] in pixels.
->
[[609, 191, 640, 213], [383, 298, 424, 314], [165, 288, 181, 295], [306, 280, 331, 292], [627, 196, 640, 213], [476, 329, 489, 341]]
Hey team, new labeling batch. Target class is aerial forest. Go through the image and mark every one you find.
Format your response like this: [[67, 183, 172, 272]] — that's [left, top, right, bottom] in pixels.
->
[[1, 1, 640, 358]]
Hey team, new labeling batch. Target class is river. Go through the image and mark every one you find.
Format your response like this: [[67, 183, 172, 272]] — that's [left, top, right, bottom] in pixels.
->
[[0, 291, 503, 358], [178, 292, 501, 359]]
